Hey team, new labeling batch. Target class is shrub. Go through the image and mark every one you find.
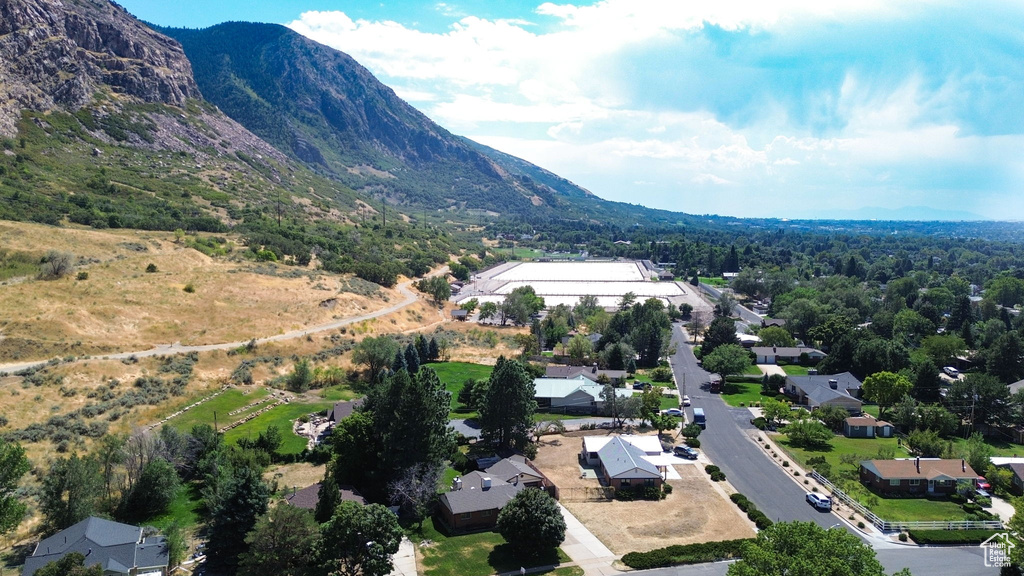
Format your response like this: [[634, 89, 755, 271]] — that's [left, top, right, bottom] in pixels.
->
[[621, 539, 752, 569], [662, 483, 673, 495], [857, 521, 865, 529], [183, 282, 195, 293], [976, 496, 992, 508], [751, 417, 768, 430], [782, 461, 789, 467], [705, 465, 720, 475], [710, 471, 726, 482], [76, 271, 89, 280], [898, 532, 908, 542], [906, 530, 1000, 545], [685, 438, 701, 448], [146, 263, 158, 273], [950, 493, 966, 504]]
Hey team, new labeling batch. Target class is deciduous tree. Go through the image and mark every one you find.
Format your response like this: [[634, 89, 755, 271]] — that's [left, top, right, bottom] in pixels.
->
[[702, 344, 751, 383], [239, 504, 319, 576], [496, 488, 566, 555], [0, 437, 29, 535], [352, 336, 400, 381], [40, 454, 103, 533], [861, 372, 913, 418], [314, 502, 403, 576]]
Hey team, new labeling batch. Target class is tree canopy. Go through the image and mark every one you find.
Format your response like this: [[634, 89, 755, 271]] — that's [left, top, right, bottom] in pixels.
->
[[479, 357, 537, 451], [496, 488, 567, 555]]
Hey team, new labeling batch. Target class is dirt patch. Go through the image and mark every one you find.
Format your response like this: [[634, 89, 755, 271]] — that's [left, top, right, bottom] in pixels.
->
[[533, 433, 755, 555], [265, 462, 327, 493]]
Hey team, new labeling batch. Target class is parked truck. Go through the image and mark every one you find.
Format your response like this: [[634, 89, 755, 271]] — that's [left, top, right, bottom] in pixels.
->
[[693, 407, 706, 429]]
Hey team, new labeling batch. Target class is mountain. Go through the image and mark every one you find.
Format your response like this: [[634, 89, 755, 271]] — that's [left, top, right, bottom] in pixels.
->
[[0, 0, 366, 229], [159, 22, 609, 219]]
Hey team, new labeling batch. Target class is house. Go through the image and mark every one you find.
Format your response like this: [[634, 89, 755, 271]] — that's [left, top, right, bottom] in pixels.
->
[[760, 318, 787, 328], [328, 399, 363, 423], [591, 436, 664, 489], [843, 415, 894, 438], [533, 375, 632, 414], [438, 456, 556, 531], [545, 364, 627, 384], [658, 271, 675, 281], [736, 333, 761, 348], [992, 457, 1024, 495], [451, 309, 469, 321], [23, 517, 169, 576], [753, 346, 827, 365], [579, 435, 663, 466], [859, 458, 977, 496], [284, 482, 368, 510], [786, 372, 863, 413]]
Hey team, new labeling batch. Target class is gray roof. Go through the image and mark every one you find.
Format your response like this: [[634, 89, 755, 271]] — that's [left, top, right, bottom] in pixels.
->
[[24, 517, 167, 576], [1010, 379, 1024, 395], [329, 399, 363, 422], [545, 365, 626, 381], [788, 372, 863, 406], [439, 470, 523, 515], [485, 455, 542, 485], [597, 436, 661, 479], [753, 346, 826, 357]]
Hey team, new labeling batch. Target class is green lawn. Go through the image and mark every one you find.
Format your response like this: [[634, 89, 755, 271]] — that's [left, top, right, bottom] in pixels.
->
[[167, 388, 271, 432], [320, 385, 360, 402], [861, 405, 880, 418], [146, 482, 203, 532], [533, 412, 591, 422], [426, 362, 494, 418], [224, 401, 332, 454], [774, 434, 969, 521], [699, 276, 727, 286], [950, 436, 1024, 457], [781, 365, 810, 376], [411, 517, 571, 576], [720, 381, 775, 407], [661, 395, 680, 410], [742, 364, 763, 376]]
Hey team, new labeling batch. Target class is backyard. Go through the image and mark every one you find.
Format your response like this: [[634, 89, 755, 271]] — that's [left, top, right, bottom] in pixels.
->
[[425, 361, 494, 419]]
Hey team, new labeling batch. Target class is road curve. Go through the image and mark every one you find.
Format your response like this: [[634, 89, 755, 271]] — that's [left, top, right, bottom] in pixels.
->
[[0, 267, 448, 374]]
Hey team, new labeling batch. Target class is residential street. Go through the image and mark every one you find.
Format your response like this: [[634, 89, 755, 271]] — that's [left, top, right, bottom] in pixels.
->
[[666, 322, 999, 575]]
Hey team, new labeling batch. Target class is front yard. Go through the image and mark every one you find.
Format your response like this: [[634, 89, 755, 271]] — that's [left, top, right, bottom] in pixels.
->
[[773, 433, 973, 521], [411, 517, 579, 576], [531, 432, 755, 554]]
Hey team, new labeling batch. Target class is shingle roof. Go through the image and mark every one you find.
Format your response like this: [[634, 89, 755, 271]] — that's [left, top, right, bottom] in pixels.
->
[[597, 436, 661, 479], [329, 399, 363, 422], [24, 517, 167, 576], [789, 372, 863, 406], [999, 462, 1024, 480], [861, 459, 977, 481], [846, 416, 891, 427], [485, 456, 542, 484], [545, 365, 626, 381], [582, 435, 664, 456], [439, 471, 523, 515], [752, 346, 825, 357]]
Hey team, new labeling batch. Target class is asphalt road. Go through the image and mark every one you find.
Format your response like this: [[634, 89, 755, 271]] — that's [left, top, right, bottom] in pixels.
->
[[634, 546, 998, 576], [666, 322, 1000, 576]]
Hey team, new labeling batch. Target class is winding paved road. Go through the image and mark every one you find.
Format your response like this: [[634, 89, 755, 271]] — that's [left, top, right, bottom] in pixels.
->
[[0, 268, 447, 374]]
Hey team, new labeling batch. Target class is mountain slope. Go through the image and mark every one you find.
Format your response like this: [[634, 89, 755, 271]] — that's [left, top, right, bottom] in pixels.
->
[[160, 22, 602, 218]]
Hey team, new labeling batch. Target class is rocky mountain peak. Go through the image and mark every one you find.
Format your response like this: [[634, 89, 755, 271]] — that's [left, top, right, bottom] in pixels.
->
[[0, 0, 200, 136]]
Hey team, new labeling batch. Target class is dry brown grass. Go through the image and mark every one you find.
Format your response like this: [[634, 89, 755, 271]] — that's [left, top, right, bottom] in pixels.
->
[[532, 433, 755, 555], [0, 221, 405, 362], [265, 462, 328, 493]]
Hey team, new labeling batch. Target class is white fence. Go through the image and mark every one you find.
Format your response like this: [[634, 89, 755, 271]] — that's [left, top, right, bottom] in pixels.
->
[[809, 471, 1003, 532]]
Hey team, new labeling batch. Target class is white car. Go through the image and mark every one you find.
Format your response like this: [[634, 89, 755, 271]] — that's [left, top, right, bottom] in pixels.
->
[[682, 395, 691, 406], [806, 493, 832, 511], [663, 408, 684, 417], [943, 366, 960, 378]]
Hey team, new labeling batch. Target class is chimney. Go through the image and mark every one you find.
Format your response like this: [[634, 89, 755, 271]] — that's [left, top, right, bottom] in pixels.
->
[[916, 457, 920, 473], [773, 346, 777, 353], [482, 477, 492, 490], [962, 459, 966, 472], [828, 379, 838, 390], [452, 477, 462, 491]]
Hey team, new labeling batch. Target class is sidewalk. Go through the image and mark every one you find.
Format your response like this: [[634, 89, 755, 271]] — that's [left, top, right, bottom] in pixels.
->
[[388, 536, 417, 576], [557, 503, 620, 576]]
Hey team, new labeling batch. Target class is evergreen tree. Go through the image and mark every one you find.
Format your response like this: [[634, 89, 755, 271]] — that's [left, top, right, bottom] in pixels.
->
[[415, 335, 430, 365], [479, 357, 537, 451], [428, 337, 440, 361], [205, 465, 271, 575], [391, 350, 407, 373], [404, 342, 420, 374], [702, 316, 738, 356], [315, 476, 343, 523]]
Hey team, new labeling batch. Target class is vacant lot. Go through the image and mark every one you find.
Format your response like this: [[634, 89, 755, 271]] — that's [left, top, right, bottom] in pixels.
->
[[532, 432, 755, 554]]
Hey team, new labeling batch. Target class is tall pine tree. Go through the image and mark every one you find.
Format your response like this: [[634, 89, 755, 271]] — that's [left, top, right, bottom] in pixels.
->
[[479, 357, 537, 451]]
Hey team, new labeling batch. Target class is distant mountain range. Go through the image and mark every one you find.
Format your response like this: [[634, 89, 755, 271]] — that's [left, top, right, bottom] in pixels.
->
[[786, 206, 988, 222]]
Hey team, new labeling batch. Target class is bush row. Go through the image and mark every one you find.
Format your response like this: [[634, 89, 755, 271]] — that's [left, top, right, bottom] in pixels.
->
[[730, 493, 773, 530], [621, 539, 752, 569], [906, 530, 1001, 545]]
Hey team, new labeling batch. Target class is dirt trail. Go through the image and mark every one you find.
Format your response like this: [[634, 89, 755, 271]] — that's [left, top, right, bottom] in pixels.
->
[[0, 268, 447, 374]]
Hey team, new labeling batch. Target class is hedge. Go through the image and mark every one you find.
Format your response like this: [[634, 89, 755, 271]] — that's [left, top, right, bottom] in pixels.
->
[[729, 493, 773, 530], [621, 539, 753, 569], [907, 530, 1002, 545]]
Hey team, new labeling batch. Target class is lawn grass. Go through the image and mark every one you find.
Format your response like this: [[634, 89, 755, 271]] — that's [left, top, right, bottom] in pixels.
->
[[224, 401, 331, 454], [320, 385, 360, 402], [781, 365, 810, 376], [426, 362, 494, 418], [862, 405, 880, 418], [742, 364, 763, 376], [440, 467, 460, 493], [146, 482, 203, 532], [774, 434, 969, 520], [699, 276, 727, 286], [411, 517, 570, 576], [167, 388, 270, 432], [533, 412, 591, 422], [661, 395, 680, 410], [950, 436, 1024, 457], [720, 381, 775, 407]]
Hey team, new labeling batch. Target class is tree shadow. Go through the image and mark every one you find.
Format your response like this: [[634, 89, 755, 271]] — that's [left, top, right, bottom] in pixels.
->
[[488, 543, 561, 573]]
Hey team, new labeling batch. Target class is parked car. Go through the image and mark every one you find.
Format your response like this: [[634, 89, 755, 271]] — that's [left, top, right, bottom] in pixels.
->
[[976, 488, 992, 499], [674, 445, 699, 459], [976, 477, 992, 490], [943, 366, 960, 378], [806, 492, 832, 511], [663, 408, 684, 417], [682, 395, 691, 406]]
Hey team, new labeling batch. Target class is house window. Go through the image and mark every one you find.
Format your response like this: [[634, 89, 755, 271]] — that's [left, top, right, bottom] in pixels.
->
[[909, 479, 920, 486], [644, 479, 655, 486], [482, 510, 492, 517], [460, 513, 472, 520], [889, 479, 900, 486], [620, 479, 631, 487]]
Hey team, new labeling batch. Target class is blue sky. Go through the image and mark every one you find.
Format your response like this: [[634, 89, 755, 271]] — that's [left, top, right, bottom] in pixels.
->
[[119, 1, 1024, 220]]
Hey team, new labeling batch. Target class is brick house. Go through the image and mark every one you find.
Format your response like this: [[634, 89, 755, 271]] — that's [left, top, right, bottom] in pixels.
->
[[594, 436, 663, 490], [860, 458, 977, 496], [438, 456, 556, 531]]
